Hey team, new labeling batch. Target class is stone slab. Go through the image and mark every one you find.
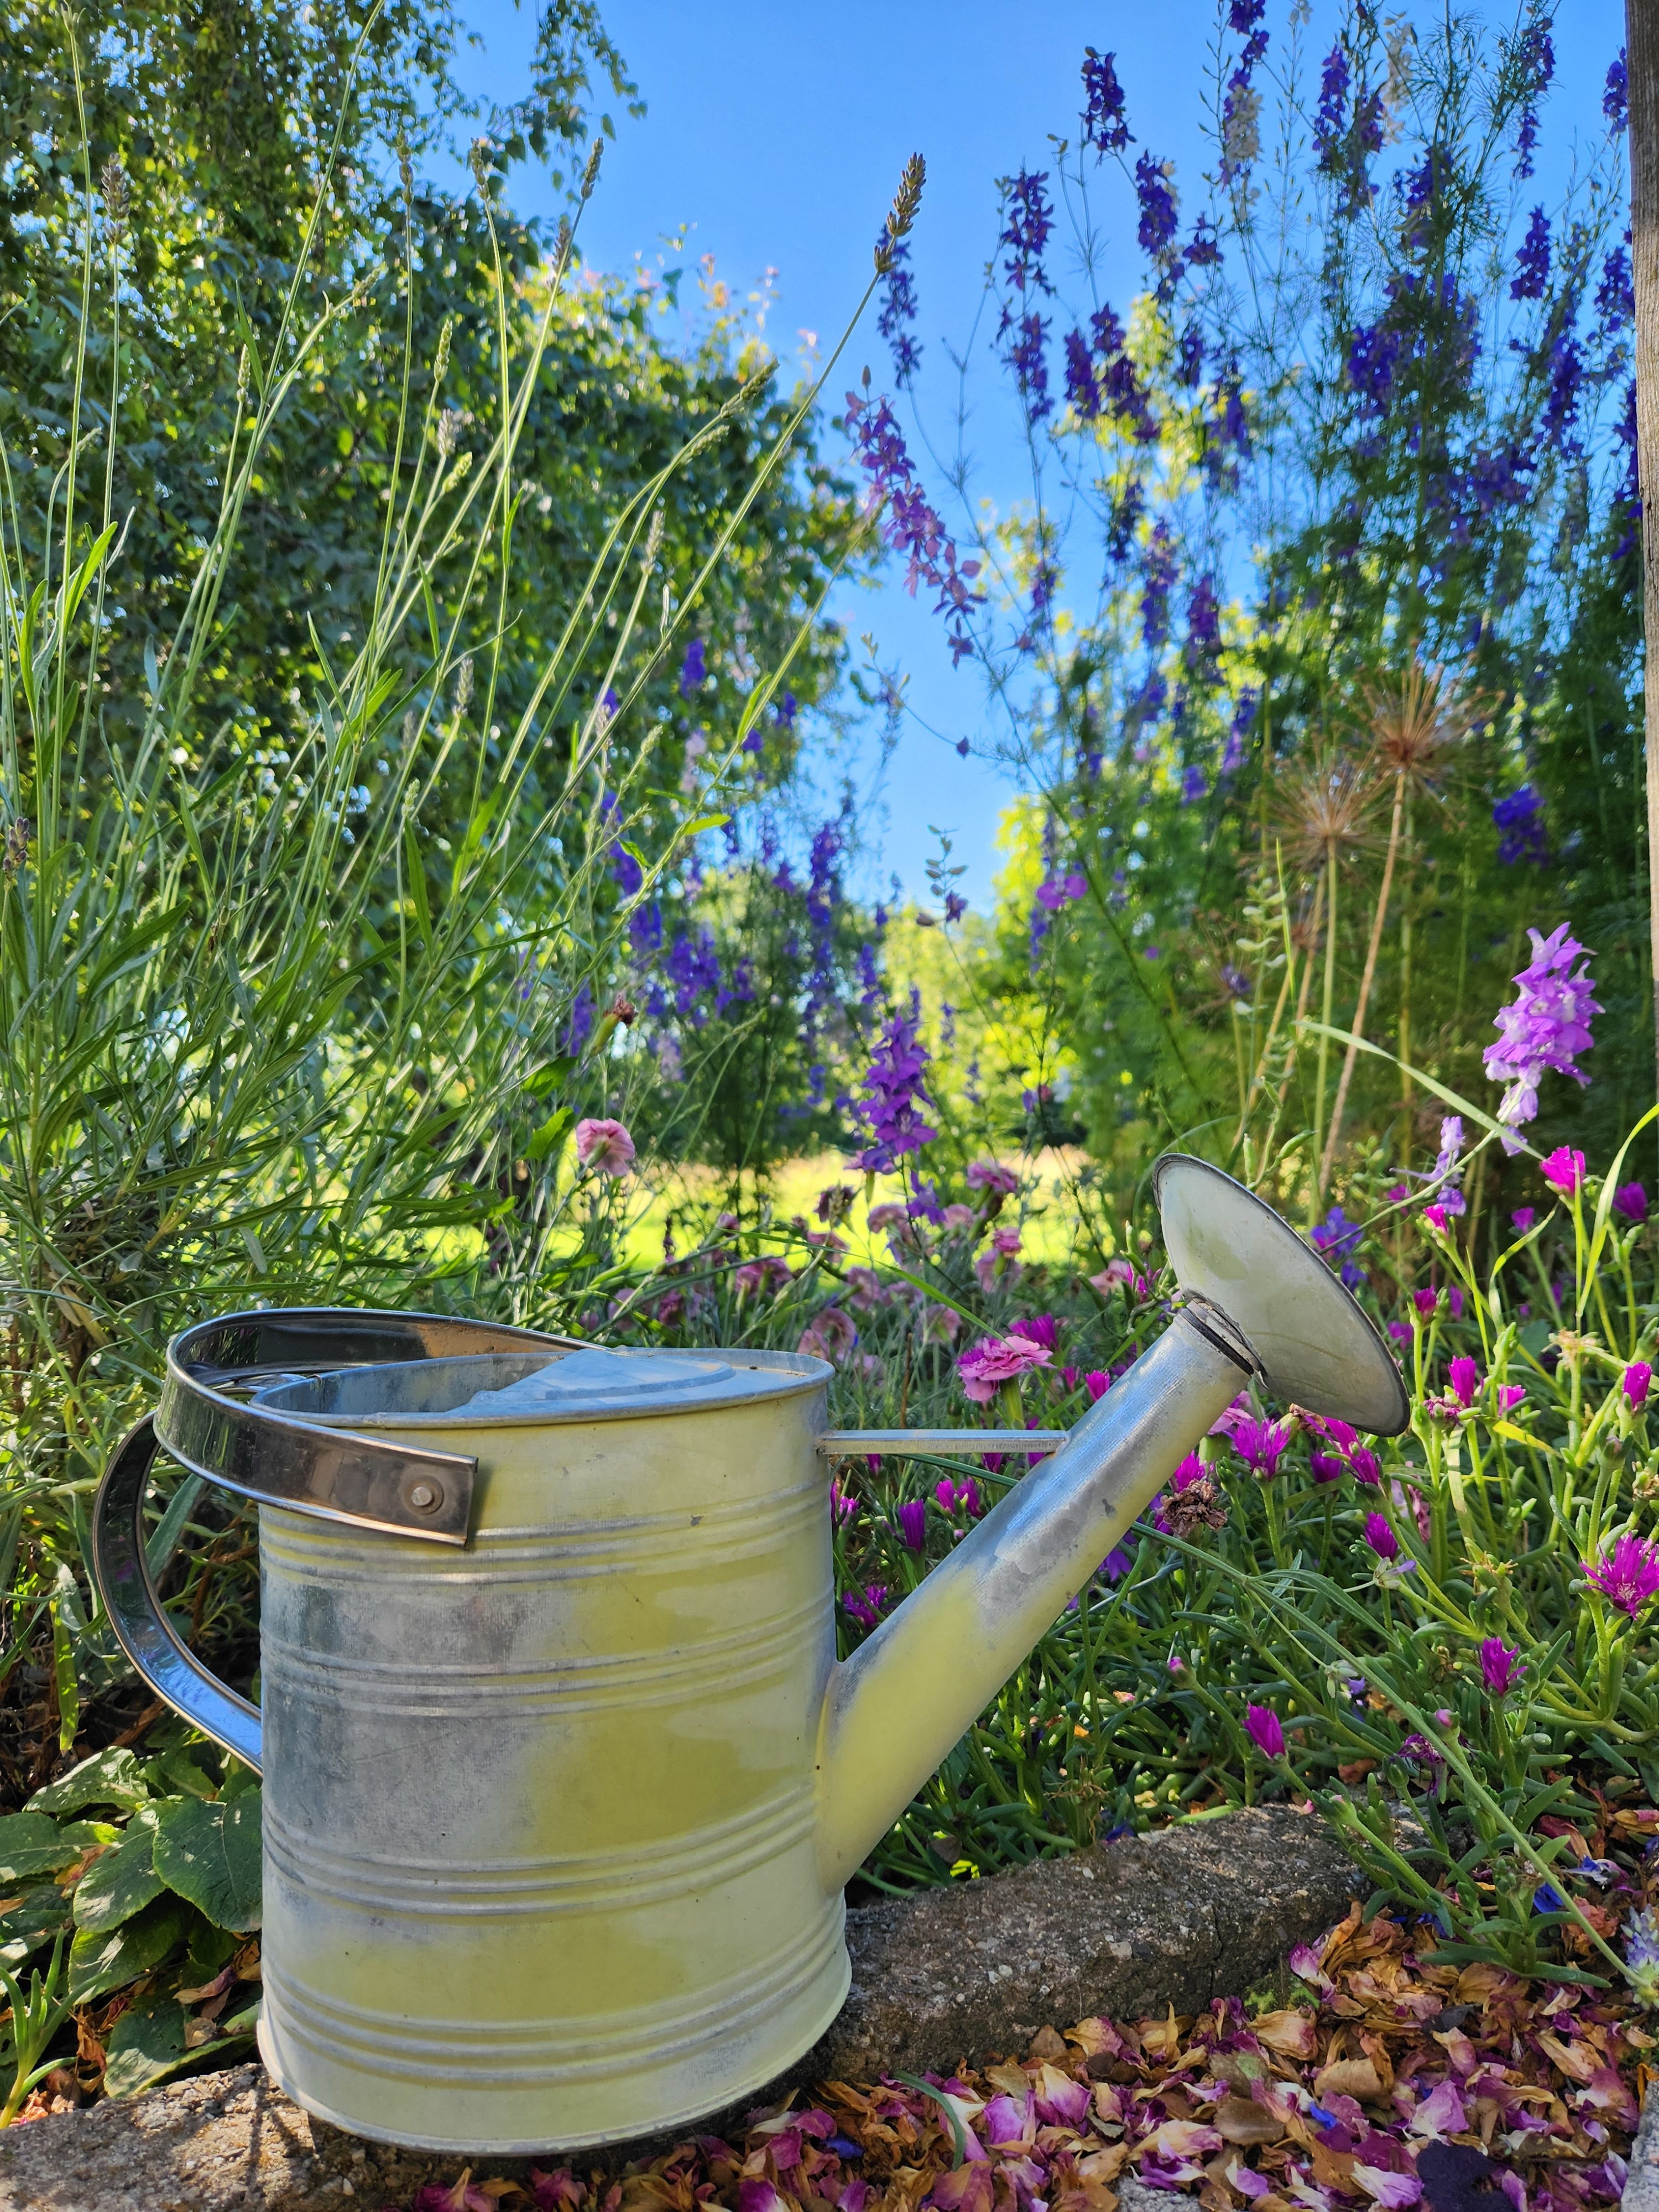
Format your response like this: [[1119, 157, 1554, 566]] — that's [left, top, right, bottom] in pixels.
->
[[0, 1806, 1361, 2212], [1623, 2080, 1659, 2211]]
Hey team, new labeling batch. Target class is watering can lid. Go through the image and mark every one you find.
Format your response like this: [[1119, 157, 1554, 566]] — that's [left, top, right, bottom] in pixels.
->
[[1154, 1154, 1411, 1437], [455, 1344, 740, 1413]]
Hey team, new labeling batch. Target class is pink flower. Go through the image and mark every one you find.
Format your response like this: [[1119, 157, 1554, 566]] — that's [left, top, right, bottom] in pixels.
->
[[1479, 1636, 1524, 1695], [1364, 1512, 1400, 1561], [1348, 1445, 1381, 1485], [1422, 1204, 1449, 1233], [1541, 1145, 1586, 1197], [1244, 1704, 1285, 1757], [990, 1225, 1022, 1258], [965, 1159, 1019, 1194], [956, 1332, 1052, 1404], [1225, 1413, 1295, 1478], [530, 2171, 584, 2212], [1091, 1256, 1149, 1297], [1585, 1533, 1659, 1615], [415, 2177, 496, 2212], [1083, 1370, 1110, 1403], [1448, 1356, 1481, 1408], [1511, 1207, 1536, 1233], [1412, 1287, 1438, 1316], [1353, 2171, 1422, 2209], [1498, 1384, 1527, 1413], [830, 1478, 860, 1527], [922, 1303, 962, 1344], [573, 1117, 635, 1176], [1615, 1181, 1650, 1223], [1625, 1361, 1652, 1411], [867, 1201, 909, 1230], [799, 1307, 858, 1365], [942, 1202, 977, 1232], [935, 1474, 982, 1518]]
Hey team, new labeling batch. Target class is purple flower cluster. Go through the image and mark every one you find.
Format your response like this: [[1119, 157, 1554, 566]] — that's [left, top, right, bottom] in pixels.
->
[[1134, 153, 1179, 258], [1081, 46, 1131, 157], [1511, 22, 1554, 180], [1482, 922, 1602, 1147], [875, 229, 921, 388], [1219, 0, 1269, 181], [1606, 49, 1629, 134], [1311, 1204, 1364, 1288], [1597, 242, 1634, 337], [1313, 43, 1349, 171], [848, 990, 938, 1174], [998, 167, 1053, 300], [1511, 207, 1551, 300], [679, 638, 706, 697], [1140, 521, 1178, 648], [1493, 784, 1548, 866], [845, 388, 983, 665], [1185, 575, 1222, 671]]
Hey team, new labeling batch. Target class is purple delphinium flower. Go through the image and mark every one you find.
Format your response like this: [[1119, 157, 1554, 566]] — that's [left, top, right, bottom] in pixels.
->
[[1364, 1512, 1400, 1562], [1511, 24, 1553, 181], [1479, 1636, 1524, 1696], [1311, 1204, 1364, 1289], [1186, 576, 1222, 671], [843, 1584, 889, 1631], [1493, 785, 1548, 866], [1139, 520, 1178, 648], [847, 990, 938, 1173], [1606, 50, 1629, 134], [1597, 243, 1635, 337], [679, 637, 706, 697], [1625, 1361, 1652, 1412], [896, 1499, 928, 1552], [1448, 1357, 1481, 1410], [1511, 208, 1551, 301], [1482, 924, 1602, 1149], [1586, 1533, 1659, 1615], [1244, 1704, 1285, 1759], [1542, 331, 1584, 447], [1134, 152, 1180, 257], [1081, 46, 1132, 156], [875, 228, 921, 387], [1615, 1181, 1649, 1223], [999, 167, 1054, 300], [1512, 1207, 1536, 1234], [1087, 305, 1159, 441], [844, 388, 983, 665], [1313, 43, 1349, 171]]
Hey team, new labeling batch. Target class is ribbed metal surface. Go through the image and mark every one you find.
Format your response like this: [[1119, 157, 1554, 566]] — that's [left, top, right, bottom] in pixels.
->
[[257, 1373, 848, 2152]]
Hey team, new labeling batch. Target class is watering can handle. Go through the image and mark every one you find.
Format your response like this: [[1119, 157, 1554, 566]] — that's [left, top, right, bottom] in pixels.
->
[[91, 1416, 265, 1771]]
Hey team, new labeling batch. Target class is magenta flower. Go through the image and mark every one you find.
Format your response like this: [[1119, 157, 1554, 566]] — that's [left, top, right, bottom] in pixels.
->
[[934, 1474, 982, 1519], [1479, 1636, 1524, 1696], [1615, 1181, 1650, 1223], [1083, 1370, 1110, 1404], [416, 2178, 496, 2212], [1511, 1207, 1536, 1234], [1310, 1451, 1346, 1484], [1448, 1357, 1481, 1409], [1013, 1313, 1061, 1352], [956, 1332, 1052, 1404], [1225, 1413, 1295, 1478], [1170, 1452, 1205, 1493], [1626, 1361, 1653, 1412], [1364, 1512, 1400, 1562], [964, 1159, 1019, 1194], [1423, 1204, 1449, 1233], [1348, 1445, 1381, 1485], [1541, 1145, 1587, 1197], [1244, 1704, 1285, 1758], [1498, 1384, 1526, 1413], [842, 1584, 889, 1631], [896, 1500, 927, 1552], [1412, 1288, 1438, 1317], [573, 1117, 635, 1176], [1483, 924, 1601, 1149], [830, 1479, 860, 1527], [1585, 1533, 1659, 1616]]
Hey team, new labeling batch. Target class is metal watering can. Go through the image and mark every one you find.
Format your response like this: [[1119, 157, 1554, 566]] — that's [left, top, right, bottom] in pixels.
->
[[91, 1155, 1406, 2156]]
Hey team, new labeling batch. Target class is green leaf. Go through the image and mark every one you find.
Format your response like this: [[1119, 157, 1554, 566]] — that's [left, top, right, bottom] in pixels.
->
[[0, 1812, 84, 1884], [153, 1793, 262, 1932], [525, 1105, 574, 1162], [140, 1743, 220, 1803], [69, 1896, 186, 2004], [681, 812, 731, 834], [28, 1746, 150, 1817], [523, 1053, 576, 1099], [102, 1997, 190, 2100], [0, 1886, 73, 1969], [73, 1810, 166, 1933]]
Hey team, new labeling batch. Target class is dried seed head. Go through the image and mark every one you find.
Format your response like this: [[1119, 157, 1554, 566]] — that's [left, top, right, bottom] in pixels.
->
[[1162, 1478, 1229, 1540], [433, 317, 453, 384], [644, 507, 665, 565], [1364, 661, 1486, 794], [554, 215, 573, 268], [581, 137, 603, 202], [876, 153, 926, 273], [1274, 752, 1379, 869], [468, 138, 493, 190], [3, 817, 32, 879], [401, 711, 418, 749], [437, 408, 463, 462], [100, 156, 129, 240], [609, 993, 637, 1027], [453, 654, 474, 716]]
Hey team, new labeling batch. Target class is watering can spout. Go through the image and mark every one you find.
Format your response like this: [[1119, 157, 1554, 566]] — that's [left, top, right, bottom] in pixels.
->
[[813, 1153, 1410, 1895]]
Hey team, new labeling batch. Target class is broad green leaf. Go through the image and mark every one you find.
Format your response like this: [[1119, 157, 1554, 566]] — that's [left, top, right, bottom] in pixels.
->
[[28, 1745, 150, 1817], [0, 1886, 72, 1969], [0, 1811, 84, 1884], [525, 1105, 573, 1162], [69, 1896, 186, 2005], [102, 1997, 189, 2100], [73, 1808, 168, 1933], [140, 1743, 219, 1803], [153, 1793, 262, 1932]]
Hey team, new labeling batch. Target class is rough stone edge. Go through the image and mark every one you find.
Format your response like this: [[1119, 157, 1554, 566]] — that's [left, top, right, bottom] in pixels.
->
[[1621, 2081, 1659, 2211], [0, 1805, 1364, 2212]]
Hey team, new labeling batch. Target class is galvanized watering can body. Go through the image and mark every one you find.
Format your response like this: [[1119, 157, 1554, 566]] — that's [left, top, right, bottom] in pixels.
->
[[92, 1157, 1408, 2154]]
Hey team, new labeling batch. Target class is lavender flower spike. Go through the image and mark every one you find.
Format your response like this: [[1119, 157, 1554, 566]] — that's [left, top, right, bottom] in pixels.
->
[[1481, 924, 1602, 1151], [848, 991, 938, 1175]]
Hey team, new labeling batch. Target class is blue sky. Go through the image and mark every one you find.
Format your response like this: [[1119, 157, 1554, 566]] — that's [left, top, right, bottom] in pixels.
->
[[445, 1, 1626, 907]]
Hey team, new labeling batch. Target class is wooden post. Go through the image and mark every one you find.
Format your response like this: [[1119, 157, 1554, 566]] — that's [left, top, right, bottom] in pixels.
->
[[1628, 0, 1659, 1097]]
